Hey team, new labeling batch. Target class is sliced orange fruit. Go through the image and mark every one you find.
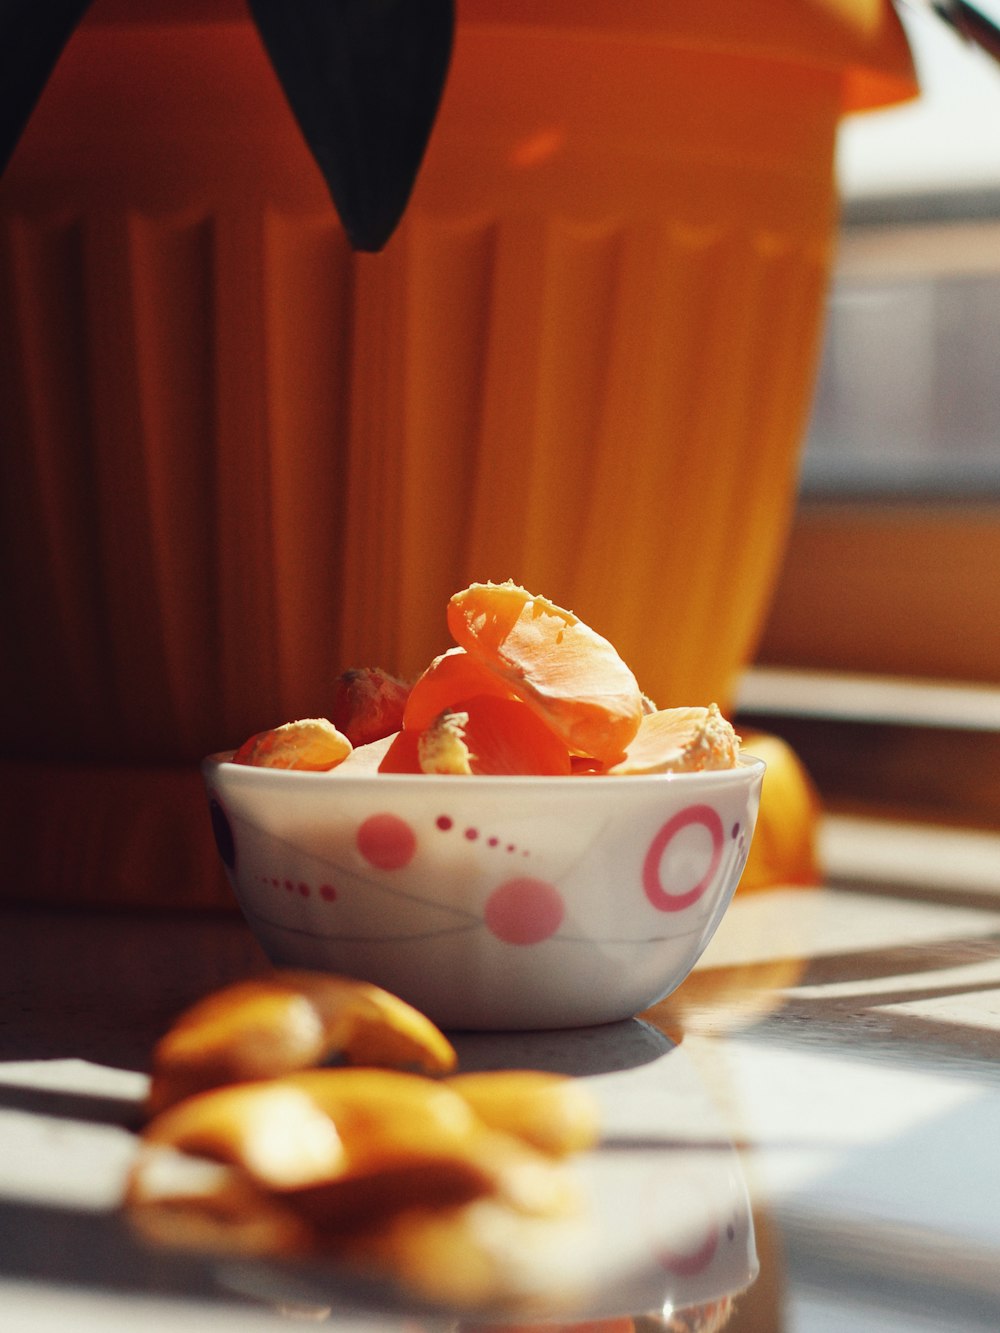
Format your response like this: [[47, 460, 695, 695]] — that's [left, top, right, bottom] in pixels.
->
[[446, 582, 643, 765], [604, 703, 741, 775], [232, 718, 352, 771], [403, 647, 515, 733], [446, 1070, 601, 1157], [418, 695, 572, 777], [146, 972, 457, 1116], [377, 729, 423, 774]]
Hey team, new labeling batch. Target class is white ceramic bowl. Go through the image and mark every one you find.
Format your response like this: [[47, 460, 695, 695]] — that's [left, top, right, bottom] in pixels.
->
[[202, 754, 765, 1030]]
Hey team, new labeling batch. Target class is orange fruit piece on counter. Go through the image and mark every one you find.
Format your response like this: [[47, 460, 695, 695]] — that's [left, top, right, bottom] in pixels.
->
[[737, 730, 822, 892], [146, 971, 457, 1115], [232, 718, 352, 771], [279, 1071, 580, 1231], [139, 1064, 583, 1236], [417, 696, 573, 776], [142, 1081, 347, 1190], [403, 647, 516, 732], [604, 703, 741, 775], [330, 667, 411, 746], [446, 581, 643, 765], [446, 1070, 601, 1157]]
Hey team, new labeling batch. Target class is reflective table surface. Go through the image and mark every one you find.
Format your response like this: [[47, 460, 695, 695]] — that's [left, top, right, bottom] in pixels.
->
[[2, 814, 1000, 1331]]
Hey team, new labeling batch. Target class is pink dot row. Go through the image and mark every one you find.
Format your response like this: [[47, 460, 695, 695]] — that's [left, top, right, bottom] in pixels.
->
[[260, 876, 337, 902], [436, 814, 527, 855]]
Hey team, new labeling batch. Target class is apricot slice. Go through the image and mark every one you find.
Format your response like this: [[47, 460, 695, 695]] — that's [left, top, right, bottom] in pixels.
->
[[292, 1068, 580, 1223], [286, 1067, 478, 1139], [447, 1071, 601, 1157], [604, 703, 741, 775], [144, 1069, 478, 1196], [140, 1067, 579, 1239], [418, 696, 572, 776], [290, 1131, 579, 1233], [403, 647, 515, 732], [447, 581, 643, 764], [331, 667, 410, 746], [143, 1082, 346, 1190], [147, 972, 457, 1115], [232, 718, 351, 771]]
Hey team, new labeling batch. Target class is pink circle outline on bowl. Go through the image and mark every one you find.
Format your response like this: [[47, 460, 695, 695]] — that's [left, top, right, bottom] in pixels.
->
[[642, 804, 724, 912]]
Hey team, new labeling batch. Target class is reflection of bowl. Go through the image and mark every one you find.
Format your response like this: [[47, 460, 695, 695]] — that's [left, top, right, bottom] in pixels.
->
[[202, 755, 765, 1030], [560, 1033, 759, 1322]]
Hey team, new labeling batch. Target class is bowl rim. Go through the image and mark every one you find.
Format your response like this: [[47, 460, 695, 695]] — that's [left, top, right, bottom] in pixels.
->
[[201, 751, 766, 788]]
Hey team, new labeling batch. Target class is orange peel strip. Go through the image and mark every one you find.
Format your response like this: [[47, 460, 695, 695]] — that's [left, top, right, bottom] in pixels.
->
[[417, 696, 573, 776], [403, 647, 516, 732]]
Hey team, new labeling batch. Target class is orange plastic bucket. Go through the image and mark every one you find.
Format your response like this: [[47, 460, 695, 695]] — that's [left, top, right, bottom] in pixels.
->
[[0, 0, 915, 905]]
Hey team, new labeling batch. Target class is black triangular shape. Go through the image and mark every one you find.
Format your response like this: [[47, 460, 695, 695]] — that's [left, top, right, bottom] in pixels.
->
[[248, 0, 455, 252], [0, 0, 94, 176]]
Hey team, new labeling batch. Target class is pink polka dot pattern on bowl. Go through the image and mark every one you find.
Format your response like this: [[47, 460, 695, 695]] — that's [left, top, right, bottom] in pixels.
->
[[258, 875, 338, 902], [435, 814, 527, 856], [642, 804, 724, 913], [356, 813, 417, 870], [484, 876, 565, 945]]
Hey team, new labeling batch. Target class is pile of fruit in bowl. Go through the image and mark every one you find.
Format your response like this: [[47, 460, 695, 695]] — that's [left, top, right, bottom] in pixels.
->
[[203, 583, 765, 1031], [230, 580, 744, 778]]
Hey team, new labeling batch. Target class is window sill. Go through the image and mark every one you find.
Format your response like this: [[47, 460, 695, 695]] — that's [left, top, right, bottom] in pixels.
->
[[736, 666, 1000, 833]]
